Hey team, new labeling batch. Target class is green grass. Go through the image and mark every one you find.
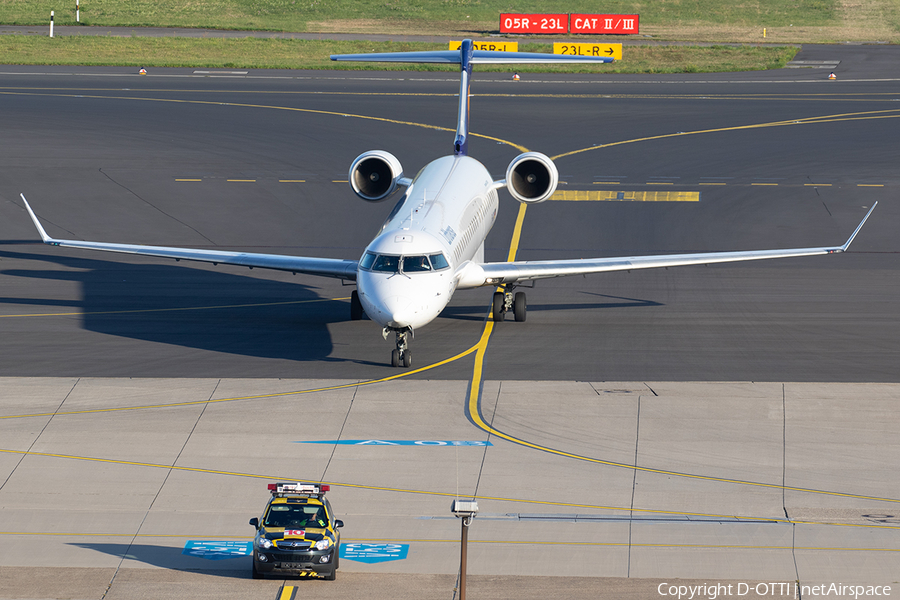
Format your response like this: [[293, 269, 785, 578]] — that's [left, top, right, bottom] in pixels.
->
[[0, 0, 842, 30], [0, 36, 798, 73]]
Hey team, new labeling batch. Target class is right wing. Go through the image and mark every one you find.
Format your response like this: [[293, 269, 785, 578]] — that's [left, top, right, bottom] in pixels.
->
[[456, 203, 877, 288], [21, 195, 358, 281]]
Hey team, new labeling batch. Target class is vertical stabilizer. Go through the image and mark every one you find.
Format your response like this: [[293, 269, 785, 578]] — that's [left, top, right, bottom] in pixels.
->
[[454, 40, 474, 156]]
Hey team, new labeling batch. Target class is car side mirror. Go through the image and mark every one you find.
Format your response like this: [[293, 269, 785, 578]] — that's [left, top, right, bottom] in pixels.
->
[[334, 519, 344, 529], [249, 517, 259, 528]]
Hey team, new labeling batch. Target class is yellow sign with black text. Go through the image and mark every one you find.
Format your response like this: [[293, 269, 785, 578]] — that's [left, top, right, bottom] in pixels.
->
[[450, 40, 519, 52], [553, 42, 622, 60]]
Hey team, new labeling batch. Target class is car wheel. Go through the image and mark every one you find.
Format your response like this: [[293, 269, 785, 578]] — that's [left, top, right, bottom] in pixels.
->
[[251, 559, 263, 580]]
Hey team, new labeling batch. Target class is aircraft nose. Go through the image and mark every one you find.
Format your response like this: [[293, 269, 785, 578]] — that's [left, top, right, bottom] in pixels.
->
[[381, 295, 415, 328]]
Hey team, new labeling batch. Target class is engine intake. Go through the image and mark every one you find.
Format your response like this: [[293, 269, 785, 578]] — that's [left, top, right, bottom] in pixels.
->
[[349, 150, 404, 202], [505, 152, 559, 204]]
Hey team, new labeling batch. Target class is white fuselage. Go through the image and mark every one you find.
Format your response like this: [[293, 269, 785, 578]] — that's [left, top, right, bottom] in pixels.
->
[[356, 155, 499, 331]]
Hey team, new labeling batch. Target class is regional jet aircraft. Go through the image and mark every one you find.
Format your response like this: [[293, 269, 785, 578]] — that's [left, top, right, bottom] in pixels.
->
[[21, 40, 876, 367]]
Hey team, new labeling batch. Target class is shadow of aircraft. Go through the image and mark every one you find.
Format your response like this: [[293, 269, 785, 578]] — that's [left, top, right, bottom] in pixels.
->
[[0, 246, 349, 363]]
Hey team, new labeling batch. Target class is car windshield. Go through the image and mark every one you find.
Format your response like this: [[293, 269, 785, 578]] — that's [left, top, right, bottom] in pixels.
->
[[264, 504, 327, 528]]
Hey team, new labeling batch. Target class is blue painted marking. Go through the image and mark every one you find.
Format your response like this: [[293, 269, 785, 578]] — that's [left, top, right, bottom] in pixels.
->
[[182, 540, 252, 560], [295, 440, 492, 446], [340, 543, 409, 564]]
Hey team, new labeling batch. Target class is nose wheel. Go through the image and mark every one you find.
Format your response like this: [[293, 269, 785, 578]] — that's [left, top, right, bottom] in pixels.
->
[[390, 329, 412, 368], [492, 288, 526, 322]]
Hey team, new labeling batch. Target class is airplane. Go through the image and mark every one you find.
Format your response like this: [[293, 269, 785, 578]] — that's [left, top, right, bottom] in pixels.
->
[[19, 40, 876, 368]]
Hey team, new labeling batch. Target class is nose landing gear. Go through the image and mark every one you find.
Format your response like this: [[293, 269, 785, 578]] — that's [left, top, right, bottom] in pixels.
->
[[388, 328, 412, 368], [491, 287, 526, 322]]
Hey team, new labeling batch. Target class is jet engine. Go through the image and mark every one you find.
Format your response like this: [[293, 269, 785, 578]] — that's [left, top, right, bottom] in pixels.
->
[[349, 150, 404, 202], [505, 152, 559, 204]]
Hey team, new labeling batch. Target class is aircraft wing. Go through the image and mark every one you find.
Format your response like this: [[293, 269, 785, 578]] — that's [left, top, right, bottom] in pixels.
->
[[459, 203, 877, 288], [20, 195, 358, 281]]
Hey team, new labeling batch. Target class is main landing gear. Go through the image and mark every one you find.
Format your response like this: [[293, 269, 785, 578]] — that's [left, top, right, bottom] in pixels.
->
[[389, 328, 412, 368], [492, 287, 526, 322]]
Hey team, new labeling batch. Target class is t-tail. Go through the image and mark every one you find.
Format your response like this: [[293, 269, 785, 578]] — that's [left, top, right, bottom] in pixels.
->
[[331, 39, 614, 156]]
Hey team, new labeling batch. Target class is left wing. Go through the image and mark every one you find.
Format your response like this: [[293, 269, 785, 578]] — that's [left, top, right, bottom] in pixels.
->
[[457, 203, 877, 288], [20, 195, 358, 281]]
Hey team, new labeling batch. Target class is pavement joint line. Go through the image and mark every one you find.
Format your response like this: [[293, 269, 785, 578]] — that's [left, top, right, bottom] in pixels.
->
[[7, 446, 898, 528], [0, 530, 898, 550]]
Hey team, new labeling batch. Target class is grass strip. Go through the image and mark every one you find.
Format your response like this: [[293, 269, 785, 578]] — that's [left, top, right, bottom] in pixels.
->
[[0, 37, 798, 73]]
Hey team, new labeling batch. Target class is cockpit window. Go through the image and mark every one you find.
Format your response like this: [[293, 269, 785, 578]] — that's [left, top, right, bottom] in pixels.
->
[[402, 255, 431, 272], [359, 251, 376, 270], [429, 253, 449, 270], [372, 254, 400, 273], [360, 252, 450, 273]]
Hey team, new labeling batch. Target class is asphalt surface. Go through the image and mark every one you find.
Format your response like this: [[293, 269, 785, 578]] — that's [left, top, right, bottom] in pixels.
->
[[1, 44, 900, 600], [0, 44, 898, 380]]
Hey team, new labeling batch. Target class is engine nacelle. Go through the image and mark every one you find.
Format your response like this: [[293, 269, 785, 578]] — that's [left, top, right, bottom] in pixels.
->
[[505, 152, 559, 204], [349, 150, 404, 202]]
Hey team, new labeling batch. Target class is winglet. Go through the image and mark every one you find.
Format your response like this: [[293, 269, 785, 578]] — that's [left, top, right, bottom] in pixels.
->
[[838, 201, 877, 252], [20, 194, 54, 244]]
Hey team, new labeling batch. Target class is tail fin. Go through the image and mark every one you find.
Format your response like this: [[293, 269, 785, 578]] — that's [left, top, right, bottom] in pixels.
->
[[331, 40, 614, 157]]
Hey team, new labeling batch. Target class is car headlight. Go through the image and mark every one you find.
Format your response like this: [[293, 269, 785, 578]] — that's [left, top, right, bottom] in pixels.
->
[[258, 538, 273, 549], [314, 538, 332, 551]]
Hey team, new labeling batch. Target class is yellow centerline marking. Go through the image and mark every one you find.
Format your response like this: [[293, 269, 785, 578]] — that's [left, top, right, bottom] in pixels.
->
[[467, 134, 900, 508], [226, 179, 256, 182], [805, 183, 832, 186], [552, 108, 900, 162], [279, 179, 305, 183], [174, 178, 202, 182], [551, 190, 700, 202], [752, 182, 779, 186], [4, 86, 895, 528], [0, 90, 529, 153]]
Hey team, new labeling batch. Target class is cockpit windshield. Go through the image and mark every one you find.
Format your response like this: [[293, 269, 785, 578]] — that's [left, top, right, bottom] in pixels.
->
[[359, 251, 449, 274]]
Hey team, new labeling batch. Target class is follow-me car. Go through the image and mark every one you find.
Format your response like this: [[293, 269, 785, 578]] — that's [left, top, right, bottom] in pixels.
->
[[249, 482, 343, 580], [20, 40, 876, 367]]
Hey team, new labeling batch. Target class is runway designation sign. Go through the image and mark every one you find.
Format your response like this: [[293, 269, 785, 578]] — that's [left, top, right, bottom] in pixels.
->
[[553, 43, 622, 61], [340, 543, 409, 563], [450, 40, 518, 52]]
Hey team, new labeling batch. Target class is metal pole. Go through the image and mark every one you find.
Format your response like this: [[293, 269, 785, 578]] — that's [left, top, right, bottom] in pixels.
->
[[459, 517, 468, 600]]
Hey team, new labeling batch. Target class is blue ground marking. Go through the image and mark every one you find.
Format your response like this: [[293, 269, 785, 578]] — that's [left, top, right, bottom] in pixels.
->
[[340, 543, 410, 563], [182, 540, 253, 560], [295, 440, 492, 446]]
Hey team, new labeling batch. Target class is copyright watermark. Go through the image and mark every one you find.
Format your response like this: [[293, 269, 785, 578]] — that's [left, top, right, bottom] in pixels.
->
[[657, 582, 892, 599]]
